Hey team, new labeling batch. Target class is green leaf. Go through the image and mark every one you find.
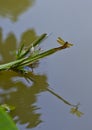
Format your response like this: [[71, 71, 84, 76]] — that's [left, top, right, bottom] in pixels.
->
[[16, 33, 47, 60], [0, 107, 18, 130], [32, 33, 47, 47]]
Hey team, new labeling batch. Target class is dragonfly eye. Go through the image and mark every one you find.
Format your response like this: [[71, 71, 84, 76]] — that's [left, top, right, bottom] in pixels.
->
[[65, 41, 68, 43]]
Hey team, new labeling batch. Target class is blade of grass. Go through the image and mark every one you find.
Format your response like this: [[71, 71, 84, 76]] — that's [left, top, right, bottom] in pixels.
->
[[16, 43, 69, 68], [16, 33, 47, 59], [17, 44, 24, 58], [32, 33, 47, 47], [0, 57, 27, 71], [0, 38, 73, 71], [16, 48, 30, 59]]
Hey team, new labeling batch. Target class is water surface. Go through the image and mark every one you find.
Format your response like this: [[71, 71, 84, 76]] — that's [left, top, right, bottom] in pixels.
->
[[0, 0, 92, 130]]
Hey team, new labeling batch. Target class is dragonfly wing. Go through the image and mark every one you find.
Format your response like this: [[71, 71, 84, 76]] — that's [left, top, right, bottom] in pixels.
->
[[57, 37, 65, 45]]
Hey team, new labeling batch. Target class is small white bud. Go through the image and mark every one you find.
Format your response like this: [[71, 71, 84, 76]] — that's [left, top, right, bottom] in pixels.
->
[[30, 46, 35, 53]]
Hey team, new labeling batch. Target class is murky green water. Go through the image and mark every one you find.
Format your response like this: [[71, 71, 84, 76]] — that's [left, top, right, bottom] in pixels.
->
[[0, 0, 92, 130]]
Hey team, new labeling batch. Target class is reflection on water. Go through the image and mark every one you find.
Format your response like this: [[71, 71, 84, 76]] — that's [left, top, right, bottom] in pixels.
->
[[0, 68, 83, 129], [0, 71, 48, 128], [0, 28, 17, 63], [0, 0, 35, 21], [0, 0, 91, 129]]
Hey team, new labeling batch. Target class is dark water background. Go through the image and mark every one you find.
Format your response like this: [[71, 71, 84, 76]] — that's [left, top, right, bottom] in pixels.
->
[[0, 0, 92, 130]]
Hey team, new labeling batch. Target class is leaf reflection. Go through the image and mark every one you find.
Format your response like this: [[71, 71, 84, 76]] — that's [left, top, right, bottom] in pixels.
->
[[0, 71, 48, 128], [0, 0, 35, 21], [0, 70, 83, 129], [0, 27, 38, 64]]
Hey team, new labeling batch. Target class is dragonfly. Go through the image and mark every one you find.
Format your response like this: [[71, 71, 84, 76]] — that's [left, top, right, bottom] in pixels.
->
[[57, 37, 73, 47]]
